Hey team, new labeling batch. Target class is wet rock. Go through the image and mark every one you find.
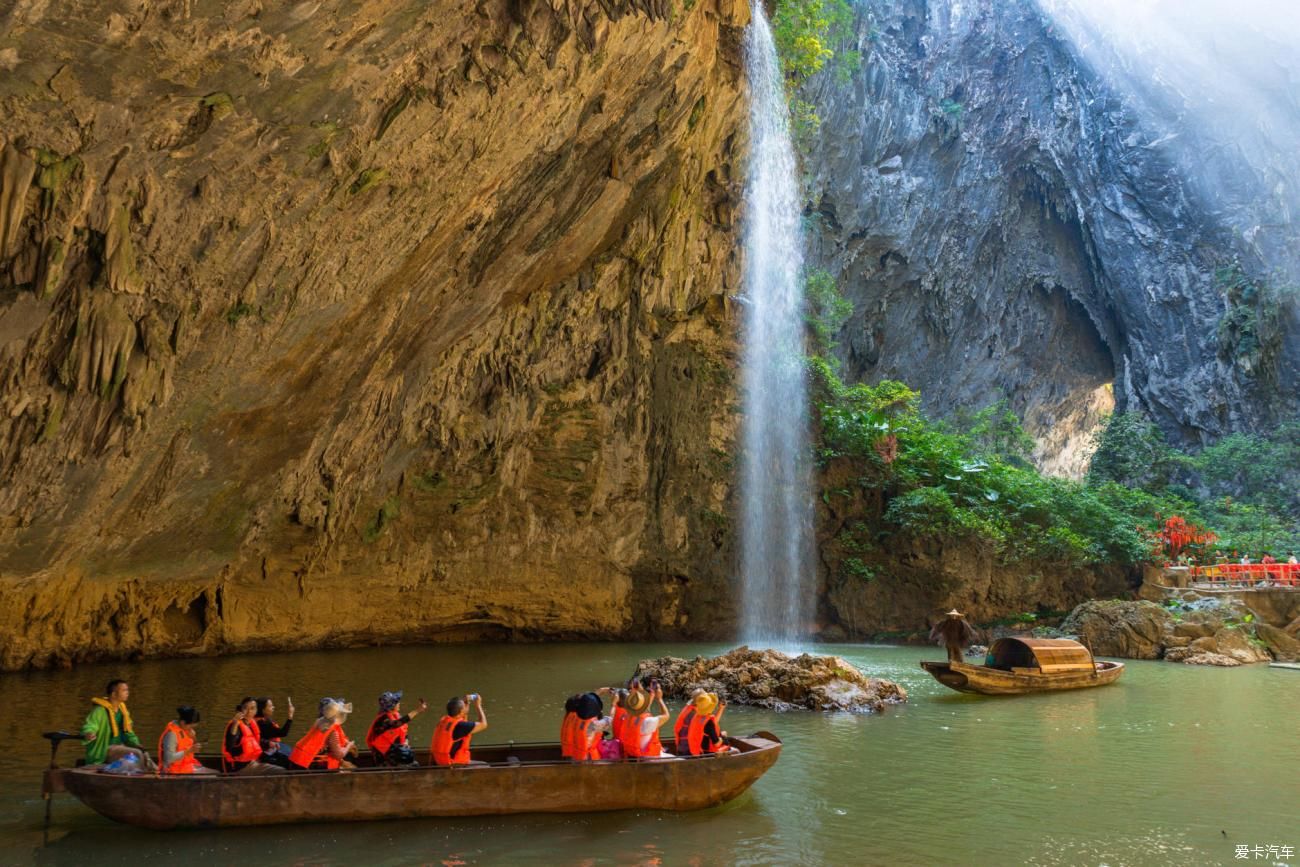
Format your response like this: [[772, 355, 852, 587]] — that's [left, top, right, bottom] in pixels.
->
[[1254, 624, 1300, 662], [1200, 627, 1270, 665], [1172, 650, 1243, 667], [1060, 601, 1172, 659], [633, 646, 907, 713], [1173, 621, 1217, 639]]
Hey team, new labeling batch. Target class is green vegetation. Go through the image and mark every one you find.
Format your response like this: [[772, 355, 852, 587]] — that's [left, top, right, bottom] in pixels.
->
[[350, 167, 388, 195], [307, 120, 343, 159], [814, 363, 1300, 568], [1089, 413, 1300, 556], [1214, 264, 1294, 381], [804, 268, 853, 351], [225, 301, 255, 325], [200, 92, 235, 121], [363, 496, 401, 543], [813, 360, 1162, 567], [771, 0, 861, 153], [411, 470, 446, 493]]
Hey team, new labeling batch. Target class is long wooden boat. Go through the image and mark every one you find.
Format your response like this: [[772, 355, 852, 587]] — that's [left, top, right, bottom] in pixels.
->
[[921, 637, 1124, 695], [1270, 662, 1300, 671], [42, 733, 781, 830]]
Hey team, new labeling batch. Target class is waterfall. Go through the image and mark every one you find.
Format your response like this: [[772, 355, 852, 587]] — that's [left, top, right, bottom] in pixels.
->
[[738, 0, 815, 647]]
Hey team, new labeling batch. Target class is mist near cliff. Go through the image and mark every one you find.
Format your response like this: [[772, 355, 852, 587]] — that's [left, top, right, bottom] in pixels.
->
[[1039, 0, 1300, 279]]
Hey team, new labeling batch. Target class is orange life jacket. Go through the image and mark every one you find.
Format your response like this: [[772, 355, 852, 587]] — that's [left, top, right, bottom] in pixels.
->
[[560, 711, 578, 759], [611, 706, 628, 740], [686, 712, 727, 755], [619, 712, 662, 759], [222, 718, 261, 768], [156, 721, 202, 774], [288, 722, 344, 769], [564, 714, 601, 761], [431, 715, 472, 766], [673, 706, 696, 754], [366, 711, 407, 757]]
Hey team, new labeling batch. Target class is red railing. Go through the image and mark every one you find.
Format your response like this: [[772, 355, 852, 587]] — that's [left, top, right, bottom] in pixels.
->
[[1189, 563, 1300, 587]]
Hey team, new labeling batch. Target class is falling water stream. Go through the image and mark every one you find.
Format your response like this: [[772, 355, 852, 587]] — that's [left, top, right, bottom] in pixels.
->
[[738, 0, 815, 647]]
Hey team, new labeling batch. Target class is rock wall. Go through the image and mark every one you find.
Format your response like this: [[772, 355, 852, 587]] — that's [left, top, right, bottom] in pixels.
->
[[0, 0, 752, 669], [804, 0, 1299, 477]]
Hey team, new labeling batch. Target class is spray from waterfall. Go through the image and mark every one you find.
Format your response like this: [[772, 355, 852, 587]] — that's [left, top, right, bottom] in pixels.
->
[[738, 0, 816, 647], [1039, 0, 1300, 280]]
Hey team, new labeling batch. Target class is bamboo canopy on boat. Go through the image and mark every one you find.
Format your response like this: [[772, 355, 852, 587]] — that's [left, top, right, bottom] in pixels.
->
[[987, 637, 1096, 673]]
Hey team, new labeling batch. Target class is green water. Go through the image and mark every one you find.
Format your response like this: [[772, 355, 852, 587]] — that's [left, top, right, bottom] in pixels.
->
[[1, 643, 1296, 866]]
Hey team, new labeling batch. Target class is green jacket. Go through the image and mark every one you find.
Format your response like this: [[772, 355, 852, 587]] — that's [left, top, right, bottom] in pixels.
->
[[80, 700, 141, 764]]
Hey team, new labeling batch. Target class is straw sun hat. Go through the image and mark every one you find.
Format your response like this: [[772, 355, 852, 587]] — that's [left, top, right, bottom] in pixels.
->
[[691, 692, 720, 716], [945, 609, 964, 617], [623, 689, 651, 715], [322, 699, 353, 722]]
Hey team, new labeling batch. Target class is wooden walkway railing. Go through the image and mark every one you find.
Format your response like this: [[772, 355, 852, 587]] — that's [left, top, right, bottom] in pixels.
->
[[1188, 563, 1300, 588]]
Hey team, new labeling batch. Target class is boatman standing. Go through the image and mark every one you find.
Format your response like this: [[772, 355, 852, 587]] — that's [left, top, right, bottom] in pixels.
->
[[930, 609, 977, 663]]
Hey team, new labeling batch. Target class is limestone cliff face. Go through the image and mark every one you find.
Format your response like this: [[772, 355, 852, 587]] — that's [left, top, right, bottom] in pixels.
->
[[805, 0, 1299, 477], [0, 0, 752, 669]]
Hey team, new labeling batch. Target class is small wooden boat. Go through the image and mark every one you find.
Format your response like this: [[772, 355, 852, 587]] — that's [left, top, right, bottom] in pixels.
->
[[921, 637, 1124, 695], [42, 733, 781, 830]]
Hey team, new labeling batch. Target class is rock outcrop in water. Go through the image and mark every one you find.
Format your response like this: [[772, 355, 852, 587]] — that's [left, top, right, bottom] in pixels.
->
[[633, 646, 907, 711], [805, 0, 1299, 476], [0, 0, 751, 669], [1060, 599, 1278, 666]]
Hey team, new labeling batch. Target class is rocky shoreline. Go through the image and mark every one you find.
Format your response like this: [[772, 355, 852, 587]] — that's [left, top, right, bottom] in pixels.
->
[[1059, 598, 1300, 666]]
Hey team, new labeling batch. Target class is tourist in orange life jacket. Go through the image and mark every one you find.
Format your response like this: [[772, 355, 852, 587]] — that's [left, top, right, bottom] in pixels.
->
[[157, 706, 218, 775], [618, 683, 673, 759], [288, 698, 358, 770], [562, 690, 612, 761], [432, 694, 488, 767], [560, 695, 581, 758], [610, 689, 629, 741], [611, 675, 652, 743], [673, 688, 705, 754], [366, 691, 428, 767], [684, 691, 734, 756], [223, 697, 285, 774], [253, 696, 295, 769]]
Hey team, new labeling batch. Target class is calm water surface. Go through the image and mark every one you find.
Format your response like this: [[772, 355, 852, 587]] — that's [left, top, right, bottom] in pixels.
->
[[0, 643, 1295, 866]]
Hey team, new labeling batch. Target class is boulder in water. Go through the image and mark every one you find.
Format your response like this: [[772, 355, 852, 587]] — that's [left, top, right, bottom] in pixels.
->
[[1060, 600, 1172, 658], [632, 646, 907, 712]]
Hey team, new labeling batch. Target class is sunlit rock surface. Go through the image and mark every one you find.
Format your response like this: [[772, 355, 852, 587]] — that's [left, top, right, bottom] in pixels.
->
[[634, 646, 908, 712], [804, 0, 1299, 476], [1062, 598, 1275, 665], [0, 0, 751, 669]]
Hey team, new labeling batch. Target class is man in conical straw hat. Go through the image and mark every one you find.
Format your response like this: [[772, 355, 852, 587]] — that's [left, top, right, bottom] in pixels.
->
[[929, 609, 977, 663]]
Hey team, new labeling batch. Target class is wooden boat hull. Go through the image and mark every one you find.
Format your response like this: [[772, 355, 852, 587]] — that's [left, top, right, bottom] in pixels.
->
[[920, 660, 1124, 695], [1270, 662, 1300, 671], [47, 734, 781, 830]]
